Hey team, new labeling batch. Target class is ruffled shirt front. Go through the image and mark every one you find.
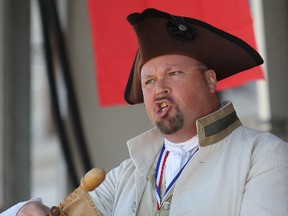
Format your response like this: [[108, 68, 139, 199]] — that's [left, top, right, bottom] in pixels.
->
[[164, 136, 199, 189]]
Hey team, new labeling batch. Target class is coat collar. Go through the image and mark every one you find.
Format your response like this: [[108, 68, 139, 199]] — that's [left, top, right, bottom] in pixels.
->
[[196, 101, 242, 146]]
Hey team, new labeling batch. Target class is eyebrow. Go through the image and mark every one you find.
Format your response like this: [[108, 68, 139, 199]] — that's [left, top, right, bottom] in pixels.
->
[[141, 66, 173, 78], [140, 73, 155, 81]]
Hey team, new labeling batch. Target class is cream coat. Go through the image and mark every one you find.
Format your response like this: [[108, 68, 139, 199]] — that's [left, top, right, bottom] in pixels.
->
[[91, 102, 288, 215]]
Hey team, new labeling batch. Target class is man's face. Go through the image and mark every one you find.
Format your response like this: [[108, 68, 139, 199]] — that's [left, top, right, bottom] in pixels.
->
[[141, 54, 217, 142]]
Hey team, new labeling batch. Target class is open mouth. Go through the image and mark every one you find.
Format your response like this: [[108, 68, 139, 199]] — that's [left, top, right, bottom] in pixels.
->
[[155, 100, 172, 118]]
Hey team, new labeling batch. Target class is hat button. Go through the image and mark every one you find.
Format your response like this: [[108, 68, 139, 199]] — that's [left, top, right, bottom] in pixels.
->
[[178, 24, 187, 31]]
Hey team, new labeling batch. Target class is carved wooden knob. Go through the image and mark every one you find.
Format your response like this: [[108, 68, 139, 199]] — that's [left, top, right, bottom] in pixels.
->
[[80, 167, 106, 192]]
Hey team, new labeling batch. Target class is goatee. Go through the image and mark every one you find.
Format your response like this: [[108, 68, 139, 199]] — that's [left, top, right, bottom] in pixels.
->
[[155, 107, 184, 134]]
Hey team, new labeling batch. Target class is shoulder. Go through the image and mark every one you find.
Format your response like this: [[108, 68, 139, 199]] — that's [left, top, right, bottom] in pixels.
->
[[106, 159, 135, 181], [233, 125, 287, 149], [234, 126, 288, 171]]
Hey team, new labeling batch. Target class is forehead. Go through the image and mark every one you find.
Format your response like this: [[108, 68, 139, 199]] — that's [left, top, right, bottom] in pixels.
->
[[140, 54, 200, 76]]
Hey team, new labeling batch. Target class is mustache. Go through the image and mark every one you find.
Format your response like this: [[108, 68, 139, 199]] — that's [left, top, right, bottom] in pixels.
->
[[155, 95, 174, 103]]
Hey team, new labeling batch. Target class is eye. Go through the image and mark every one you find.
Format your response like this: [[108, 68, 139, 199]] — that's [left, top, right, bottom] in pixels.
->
[[144, 79, 155, 86], [169, 71, 182, 76]]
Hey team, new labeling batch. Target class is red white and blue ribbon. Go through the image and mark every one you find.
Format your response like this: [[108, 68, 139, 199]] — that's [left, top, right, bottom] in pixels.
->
[[155, 146, 170, 210], [155, 145, 199, 210]]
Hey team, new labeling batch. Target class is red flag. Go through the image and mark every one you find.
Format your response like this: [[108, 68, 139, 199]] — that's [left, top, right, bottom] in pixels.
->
[[87, 0, 263, 106]]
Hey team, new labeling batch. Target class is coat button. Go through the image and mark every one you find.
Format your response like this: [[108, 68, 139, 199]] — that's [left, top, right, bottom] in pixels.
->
[[132, 201, 136, 213]]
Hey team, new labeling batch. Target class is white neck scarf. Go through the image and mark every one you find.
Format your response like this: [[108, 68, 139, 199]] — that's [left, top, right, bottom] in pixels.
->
[[164, 136, 199, 188]]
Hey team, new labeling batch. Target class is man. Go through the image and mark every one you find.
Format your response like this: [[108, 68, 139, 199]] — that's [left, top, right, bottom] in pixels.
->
[[3, 8, 288, 216]]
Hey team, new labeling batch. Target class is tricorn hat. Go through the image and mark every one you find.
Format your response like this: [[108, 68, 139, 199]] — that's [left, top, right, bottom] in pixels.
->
[[124, 8, 263, 104]]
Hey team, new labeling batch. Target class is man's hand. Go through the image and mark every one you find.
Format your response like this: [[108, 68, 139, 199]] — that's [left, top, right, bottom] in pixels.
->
[[16, 201, 50, 216]]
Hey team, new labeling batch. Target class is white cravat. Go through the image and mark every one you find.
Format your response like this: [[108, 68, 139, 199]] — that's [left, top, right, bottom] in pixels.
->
[[164, 136, 199, 189]]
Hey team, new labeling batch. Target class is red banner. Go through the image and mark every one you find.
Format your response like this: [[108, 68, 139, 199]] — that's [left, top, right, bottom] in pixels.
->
[[87, 0, 263, 106]]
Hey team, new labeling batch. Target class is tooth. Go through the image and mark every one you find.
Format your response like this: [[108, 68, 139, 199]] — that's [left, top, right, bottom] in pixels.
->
[[160, 102, 167, 109]]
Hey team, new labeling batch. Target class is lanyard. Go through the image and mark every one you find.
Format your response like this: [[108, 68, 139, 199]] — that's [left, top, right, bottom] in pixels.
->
[[155, 145, 199, 210], [155, 146, 169, 210]]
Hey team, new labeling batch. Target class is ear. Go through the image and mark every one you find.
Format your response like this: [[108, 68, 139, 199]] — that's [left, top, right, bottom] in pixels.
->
[[204, 69, 217, 93]]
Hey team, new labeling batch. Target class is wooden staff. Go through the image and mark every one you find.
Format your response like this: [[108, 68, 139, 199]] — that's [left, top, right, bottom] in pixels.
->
[[48, 167, 106, 216]]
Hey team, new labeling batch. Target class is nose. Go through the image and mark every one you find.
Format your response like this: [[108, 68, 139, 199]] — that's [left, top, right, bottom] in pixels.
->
[[155, 79, 170, 97]]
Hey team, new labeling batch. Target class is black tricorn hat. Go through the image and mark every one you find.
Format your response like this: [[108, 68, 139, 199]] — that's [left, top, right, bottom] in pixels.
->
[[124, 8, 263, 104]]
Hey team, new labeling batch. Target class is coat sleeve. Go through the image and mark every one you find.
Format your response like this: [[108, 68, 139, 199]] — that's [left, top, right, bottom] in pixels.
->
[[239, 134, 288, 215], [89, 159, 133, 216], [0, 198, 42, 216]]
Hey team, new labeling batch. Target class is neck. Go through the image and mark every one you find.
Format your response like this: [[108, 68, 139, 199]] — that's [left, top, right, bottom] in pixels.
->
[[163, 100, 220, 143], [163, 130, 197, 143]]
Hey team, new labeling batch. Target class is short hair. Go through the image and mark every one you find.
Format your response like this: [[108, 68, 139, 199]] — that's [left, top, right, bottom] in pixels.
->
[[199, 64, 209, 73]]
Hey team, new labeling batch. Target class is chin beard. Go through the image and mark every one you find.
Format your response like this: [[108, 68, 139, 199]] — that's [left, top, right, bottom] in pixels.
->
[[155, 108, 184, 135]]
